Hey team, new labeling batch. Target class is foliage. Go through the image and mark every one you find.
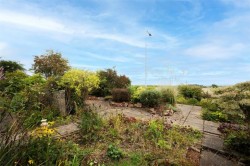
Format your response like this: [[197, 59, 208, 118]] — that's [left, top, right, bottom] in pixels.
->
[[91, 68, 131, 97], [60, 69, 100, 97], [0, 60, 24, 73], [112, 88, 130, 102], [139, 90, 162, 107], [79, 109, 103, 143], [201, 91, 211, 98], [202, 109, 229, 122], [201, 82, 250, 124], [178, 85, 202, 101], [145, 120, 164, 141], [187, 98, 199, 105], [60, 69, 100, 113], [159, 88, 176, 105], [129, 86, 146, 103], [0, 67, 4, 80], [32, 50, 70, 78], [211, 84, 218, 88], [0, 70, 27, 95], [0, 116, 84, 166], [224, 131, 250, 156], [239, 99, 250, 123], [176, 96, 188, 104], [107, 144, 123, 161]]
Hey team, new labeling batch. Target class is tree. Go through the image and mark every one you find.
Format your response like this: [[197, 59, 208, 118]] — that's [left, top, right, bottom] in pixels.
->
[[32, 50, 70, 78], [91, 68, 131, 96], [0, 60, 24, 73]]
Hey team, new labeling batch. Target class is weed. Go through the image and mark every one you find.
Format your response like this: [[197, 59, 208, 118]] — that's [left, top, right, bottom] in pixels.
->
[[107, 144, 123, 161]]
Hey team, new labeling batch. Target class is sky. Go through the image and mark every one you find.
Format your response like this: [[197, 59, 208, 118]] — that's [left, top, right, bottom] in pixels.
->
[[0, 0, 249, 86]]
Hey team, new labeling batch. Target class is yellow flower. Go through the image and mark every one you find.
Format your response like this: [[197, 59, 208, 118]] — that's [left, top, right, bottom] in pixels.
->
[[28, 159, 34, 165]]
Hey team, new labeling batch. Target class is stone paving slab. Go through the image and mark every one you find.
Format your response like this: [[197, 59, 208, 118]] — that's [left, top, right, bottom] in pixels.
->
[[200, 150, 237, 166], [202, 133, 224, 152], [185, 118, 204, 125], [204, 121, 221, 135], [55, 123, 79, 136], [184, 121, 204, 131]]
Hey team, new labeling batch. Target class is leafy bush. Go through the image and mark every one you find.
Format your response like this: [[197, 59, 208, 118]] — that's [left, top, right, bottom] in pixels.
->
[[129, 86, 146, 103], [201, 91, 211, 98], [224, 131, 250, 155], [200, 99, 218, 111], [91, 68, 131, 97], [107, 144, 123, 161], [79, 109, 103, 142], [60, 69, 100, 97], [178, 85, 202, 101], [186, 98, 199, 105], [202, 109, 228, 122], [176, 96, 188, 104], [160, 88, 176, 105], [145, 120, 164, 141], [0, 70, 27, 95], [60, 69, 100, 113], [139, 90, 162, 107], [112, 88, 130, 102]]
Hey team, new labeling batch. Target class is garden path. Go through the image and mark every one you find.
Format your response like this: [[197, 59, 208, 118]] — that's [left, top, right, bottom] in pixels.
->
[[55, 100, 239, 166]]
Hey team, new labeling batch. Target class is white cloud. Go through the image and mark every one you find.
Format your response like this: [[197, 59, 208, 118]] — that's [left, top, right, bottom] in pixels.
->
[[185, 43, 245, 59], [0, 10, 73, 34], [85, 52, 130, 62], [184, 10, 250, 59], [221, 0, 250, 8]]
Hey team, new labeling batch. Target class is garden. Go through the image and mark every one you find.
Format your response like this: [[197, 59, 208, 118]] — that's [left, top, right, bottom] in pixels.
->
[[0, 50, 249, 165]]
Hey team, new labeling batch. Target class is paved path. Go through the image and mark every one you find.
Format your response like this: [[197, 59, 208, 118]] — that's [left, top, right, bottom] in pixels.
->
[[55, 100, 239, 166], [173, 104, 239, 166]]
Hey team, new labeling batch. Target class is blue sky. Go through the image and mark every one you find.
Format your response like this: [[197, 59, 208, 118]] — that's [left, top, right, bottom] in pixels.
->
[[0, 0, 249, 85]]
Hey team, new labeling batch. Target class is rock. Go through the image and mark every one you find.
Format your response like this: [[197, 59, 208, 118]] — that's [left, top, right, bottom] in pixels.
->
[[164, 109, 174, 116], [128, 103, 134, 107], [149, 108, 156, 114], [134, 103, 142, 108]]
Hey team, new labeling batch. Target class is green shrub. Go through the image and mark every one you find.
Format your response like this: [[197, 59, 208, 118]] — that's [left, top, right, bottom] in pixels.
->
[[112, 88, 130, 102], [23, 111, 43, 128], [201, 91, 211, 98], [200, 99, 218, 111], [145, 120, 164, 141], [178, 85, 202, 101], [160, 88, 176, 105], [91, 68, 131, 97], [79, 109, 103, 142], [129, 86, 146, 103], [224, 131, 250, 155], [176, 96, 188, 104], [0, 70, 27, 95], [202, 109, 228, 122], [139, 90, 161, 107], [107, 144, 123, 161], [187, 98, 199, 105]]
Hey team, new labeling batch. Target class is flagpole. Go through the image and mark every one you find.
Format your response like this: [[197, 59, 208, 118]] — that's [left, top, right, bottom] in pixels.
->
[[145, 30, 151, 87], [145, 35, 147, 87]]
